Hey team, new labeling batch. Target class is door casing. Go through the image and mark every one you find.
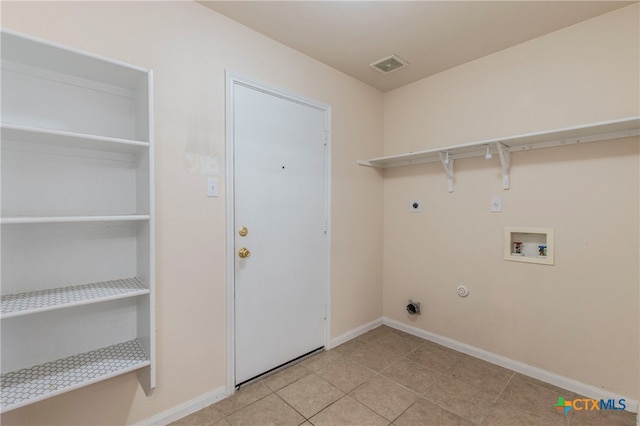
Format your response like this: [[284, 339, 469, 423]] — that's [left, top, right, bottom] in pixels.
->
[[225, 71, 332, 394]]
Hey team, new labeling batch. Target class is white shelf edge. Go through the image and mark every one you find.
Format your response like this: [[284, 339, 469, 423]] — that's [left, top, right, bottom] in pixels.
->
[[1, 123, 149, 153], [504, 255, 553, 265], [0, 340, 150, 413], [1, 277, 149, 319], [1, 289, 150, 319], [1, 28, 150, 88], [359, 116, 640, 169], [1, 215, 150, 224], [1, 28, 150, 73]]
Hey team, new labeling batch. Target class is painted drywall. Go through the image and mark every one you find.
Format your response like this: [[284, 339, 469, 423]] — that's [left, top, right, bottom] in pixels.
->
[[0, 1, 383, 424], [383, 4, 639, 399]]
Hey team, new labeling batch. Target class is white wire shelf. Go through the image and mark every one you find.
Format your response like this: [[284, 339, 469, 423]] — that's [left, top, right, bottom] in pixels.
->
[[1, 339, 150, 412], [1, 277, 149, 318], [358, 117, 640, 168], [358, 116, 640, 192]]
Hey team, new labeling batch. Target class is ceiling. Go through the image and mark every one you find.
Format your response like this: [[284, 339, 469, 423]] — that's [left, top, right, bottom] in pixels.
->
[[199, 1, 635, 92]]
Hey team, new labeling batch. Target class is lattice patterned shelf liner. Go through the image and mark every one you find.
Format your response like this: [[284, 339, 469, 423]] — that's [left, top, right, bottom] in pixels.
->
[[1, 340, 149, 411], [1, 278, 148, 316]]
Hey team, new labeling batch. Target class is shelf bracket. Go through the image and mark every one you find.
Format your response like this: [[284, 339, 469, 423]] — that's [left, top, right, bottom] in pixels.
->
[[495, 142, 510, 190], [439, 152, 454, 192]]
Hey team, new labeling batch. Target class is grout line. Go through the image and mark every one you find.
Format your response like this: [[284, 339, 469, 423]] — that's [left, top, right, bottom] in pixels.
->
[[493, 371, 515, 403], [272, 391, 309, 423], [220, 382, 275, 419], [305, 393, 352, 424], [390, 399, 418, 425]]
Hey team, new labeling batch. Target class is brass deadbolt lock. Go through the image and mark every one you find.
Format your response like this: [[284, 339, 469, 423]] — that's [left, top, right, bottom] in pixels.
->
[[239, 227, 248, 237]]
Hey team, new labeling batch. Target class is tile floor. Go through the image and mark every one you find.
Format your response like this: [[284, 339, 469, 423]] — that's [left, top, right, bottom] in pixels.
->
[[171, 325, 636, 426]]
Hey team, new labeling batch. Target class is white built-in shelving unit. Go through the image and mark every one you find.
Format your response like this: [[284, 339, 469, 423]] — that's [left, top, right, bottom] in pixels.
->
[[0, 29, 155, 412], [358, 117, 640, 192]]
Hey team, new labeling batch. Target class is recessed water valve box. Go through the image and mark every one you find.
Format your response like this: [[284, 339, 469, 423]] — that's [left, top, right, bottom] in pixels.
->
[[504, 227, 554, 265]]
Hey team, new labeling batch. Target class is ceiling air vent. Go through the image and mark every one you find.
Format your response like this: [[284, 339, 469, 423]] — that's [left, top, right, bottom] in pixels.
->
[[370, 55, 408, 74]]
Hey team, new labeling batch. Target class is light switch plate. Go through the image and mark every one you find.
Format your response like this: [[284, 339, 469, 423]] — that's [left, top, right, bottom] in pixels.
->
[[491, 196, 502, 212], [207, 177, 219, 197]]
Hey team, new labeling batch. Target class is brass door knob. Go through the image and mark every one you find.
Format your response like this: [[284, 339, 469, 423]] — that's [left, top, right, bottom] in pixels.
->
[[238, 247, 251, 258]]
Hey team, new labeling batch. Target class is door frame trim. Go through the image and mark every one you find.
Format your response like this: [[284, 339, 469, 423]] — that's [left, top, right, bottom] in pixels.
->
[[225, 71, 332, 394]]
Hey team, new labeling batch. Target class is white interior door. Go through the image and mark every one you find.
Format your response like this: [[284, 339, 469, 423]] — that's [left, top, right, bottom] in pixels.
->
[[230, 78, 329, 385]]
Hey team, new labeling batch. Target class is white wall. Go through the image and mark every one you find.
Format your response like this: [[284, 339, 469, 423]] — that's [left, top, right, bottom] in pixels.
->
[[0, 1, 383, 424], [383, 4, 639, 399]]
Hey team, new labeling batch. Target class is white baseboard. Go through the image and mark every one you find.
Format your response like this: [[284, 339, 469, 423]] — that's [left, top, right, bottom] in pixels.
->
[[329, 317, 384, 349], [136, 386, 229, 426], [383, 317, 639, 414]]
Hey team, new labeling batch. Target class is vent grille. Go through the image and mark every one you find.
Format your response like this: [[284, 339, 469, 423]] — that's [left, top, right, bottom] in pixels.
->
[[370, 55, 408, 74]]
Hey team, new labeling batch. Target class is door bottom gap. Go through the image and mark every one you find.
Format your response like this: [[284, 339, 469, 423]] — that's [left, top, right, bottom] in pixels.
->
[[236, 346, 324, 390]]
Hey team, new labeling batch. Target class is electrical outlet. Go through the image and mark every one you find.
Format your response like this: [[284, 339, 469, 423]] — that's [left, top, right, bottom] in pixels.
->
[[409, 199, 422, 213]]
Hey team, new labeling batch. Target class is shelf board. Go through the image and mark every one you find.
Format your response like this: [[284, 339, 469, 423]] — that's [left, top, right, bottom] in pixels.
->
[[1, 123, 149, 154], [1, 215, 150, 225], [358, 116, 640, 168], [1, 29, 148, 91], [1, 277, 149, 318], [1, 339, 149, 412]]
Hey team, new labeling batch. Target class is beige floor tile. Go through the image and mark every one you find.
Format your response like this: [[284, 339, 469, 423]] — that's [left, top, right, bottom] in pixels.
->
[[225, 394, 304, 426], [393, 398, 473, 426], [214, 382, 272, 416], [299, 349, 342, 371], [178, 328, 602, 426], [416, 338, 460, 353], [370, 331, 424, 356], [348, 342, 403, 372], [331, 338, 366, 355], [380, 358, 442, 394], [262, 363, 312, 391], [446, 356, 513, 396], [463, 355, 513, 375], [309, 395, 389, 426], [406, 343, 462, 373], [169, 404, 225, 425], [356, 325, 393, 343], [482, 399, 566, 425], [316, 357, 375, 392], [392, 329, 425, 341], [276, 374, 344, 418], [515, 373, 578, 396], [569, 406, 636, 426], [423, 375, 496, 423], [350, 375, 419, 422], [498, 374, 570, 420]]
